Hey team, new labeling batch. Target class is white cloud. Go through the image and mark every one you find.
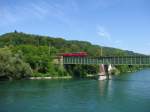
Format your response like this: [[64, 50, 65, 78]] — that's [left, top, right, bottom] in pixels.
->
[[0, 0, 79, 26], [28, 2, 50, 19], [97, 26, 111, 39]]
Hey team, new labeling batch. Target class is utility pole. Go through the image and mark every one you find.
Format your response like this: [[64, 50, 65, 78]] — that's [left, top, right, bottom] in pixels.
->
[[49, 43, 51, 57], [101, 46, 103, 56]]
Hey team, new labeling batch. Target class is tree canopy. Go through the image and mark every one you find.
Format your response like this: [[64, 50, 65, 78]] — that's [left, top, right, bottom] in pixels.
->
[[0, 47, 32, 80], [0, 32, 144, 79]]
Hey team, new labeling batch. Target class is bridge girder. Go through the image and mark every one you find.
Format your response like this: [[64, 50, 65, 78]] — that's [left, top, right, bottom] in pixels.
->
[[62, 56, 150, 65]]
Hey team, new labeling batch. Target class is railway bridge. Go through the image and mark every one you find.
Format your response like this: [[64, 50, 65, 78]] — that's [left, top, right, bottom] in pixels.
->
[[58, 56, 150, 80]]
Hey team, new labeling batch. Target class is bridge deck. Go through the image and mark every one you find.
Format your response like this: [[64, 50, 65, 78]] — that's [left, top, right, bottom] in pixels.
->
[[63, 56, 150, 65]]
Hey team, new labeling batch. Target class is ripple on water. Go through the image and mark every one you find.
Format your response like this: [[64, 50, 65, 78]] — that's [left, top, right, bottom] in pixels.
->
[[0, 69, 150, 112]]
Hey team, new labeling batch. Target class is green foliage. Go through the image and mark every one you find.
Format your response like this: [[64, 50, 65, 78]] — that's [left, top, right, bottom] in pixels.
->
[[32, 72, 51, 77], [11, 44, 67, 77], [0, 32, 142, 56], [0, 47, 32, 80], [65, 65, 98, 78], [116, 65, 129, 73], [11, 45, 58, 73], [0, 32, 145, 79]]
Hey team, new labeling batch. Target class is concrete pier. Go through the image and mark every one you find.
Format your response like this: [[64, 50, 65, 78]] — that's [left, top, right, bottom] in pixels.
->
[[98, 64, 113, 80], [98, 64, 107, 80], [108, 64, 112, 79]]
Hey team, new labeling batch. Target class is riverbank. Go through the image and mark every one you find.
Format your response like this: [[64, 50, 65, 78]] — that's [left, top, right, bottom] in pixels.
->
[[0, 67, 146, 81], [26, 69, 144, 80], [29, 76, 72, 80]]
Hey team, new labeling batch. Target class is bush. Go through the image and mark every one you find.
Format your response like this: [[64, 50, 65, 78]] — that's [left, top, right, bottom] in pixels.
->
[[0, 47, 32, 80]]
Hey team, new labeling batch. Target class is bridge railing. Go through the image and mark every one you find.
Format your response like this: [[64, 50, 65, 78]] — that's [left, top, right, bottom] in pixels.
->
[[63, 56, 150, 65]]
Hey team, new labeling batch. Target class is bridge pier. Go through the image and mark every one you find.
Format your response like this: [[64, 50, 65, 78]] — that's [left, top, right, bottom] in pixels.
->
[[108, 64, 112, 79], [98, 64, 112, 80], [98, 64, 107, 80]]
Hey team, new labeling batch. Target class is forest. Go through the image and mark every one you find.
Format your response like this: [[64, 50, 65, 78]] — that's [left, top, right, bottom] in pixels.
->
[[0, 31, 144, 80]]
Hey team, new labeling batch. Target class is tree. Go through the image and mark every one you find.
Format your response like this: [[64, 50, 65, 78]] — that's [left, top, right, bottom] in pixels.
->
[[0, 47, 32, 80]]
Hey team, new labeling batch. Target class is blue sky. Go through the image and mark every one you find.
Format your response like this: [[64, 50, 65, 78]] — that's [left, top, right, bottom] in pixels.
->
[[0, 0, 150, 54]]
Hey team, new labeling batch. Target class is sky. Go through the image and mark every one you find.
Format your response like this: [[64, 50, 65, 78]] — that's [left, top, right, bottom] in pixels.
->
[[0, 0, 150, 54]]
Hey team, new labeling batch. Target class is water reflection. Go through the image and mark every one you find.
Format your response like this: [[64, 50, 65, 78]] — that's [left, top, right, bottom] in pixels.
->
[[98, 80, 112, 97]]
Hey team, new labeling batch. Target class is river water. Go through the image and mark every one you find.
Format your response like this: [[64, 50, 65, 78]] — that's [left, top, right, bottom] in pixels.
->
[[0, 69, 150, 112]]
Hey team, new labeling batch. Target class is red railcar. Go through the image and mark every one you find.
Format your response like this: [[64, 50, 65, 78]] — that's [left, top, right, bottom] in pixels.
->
[[62, 52, 88, 57]]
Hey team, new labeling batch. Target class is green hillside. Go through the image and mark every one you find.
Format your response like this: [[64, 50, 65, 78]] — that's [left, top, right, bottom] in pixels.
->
[[0, 31, 143, 80], [0, 32, 142, 56]]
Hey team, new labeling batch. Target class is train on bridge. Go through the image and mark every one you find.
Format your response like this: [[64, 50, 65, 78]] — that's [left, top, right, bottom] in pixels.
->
[[62, 52, 88, 57]]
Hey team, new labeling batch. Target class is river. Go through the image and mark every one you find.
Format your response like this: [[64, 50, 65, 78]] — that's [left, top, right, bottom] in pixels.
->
[[0, 69, 150, 112]]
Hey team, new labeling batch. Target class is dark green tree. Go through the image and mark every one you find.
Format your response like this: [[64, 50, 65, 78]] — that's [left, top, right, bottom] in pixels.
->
[[0, 47, 32, 80]]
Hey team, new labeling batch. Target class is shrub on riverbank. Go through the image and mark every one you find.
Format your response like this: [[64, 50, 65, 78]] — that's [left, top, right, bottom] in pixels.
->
[[0, 48, 32, 80]]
